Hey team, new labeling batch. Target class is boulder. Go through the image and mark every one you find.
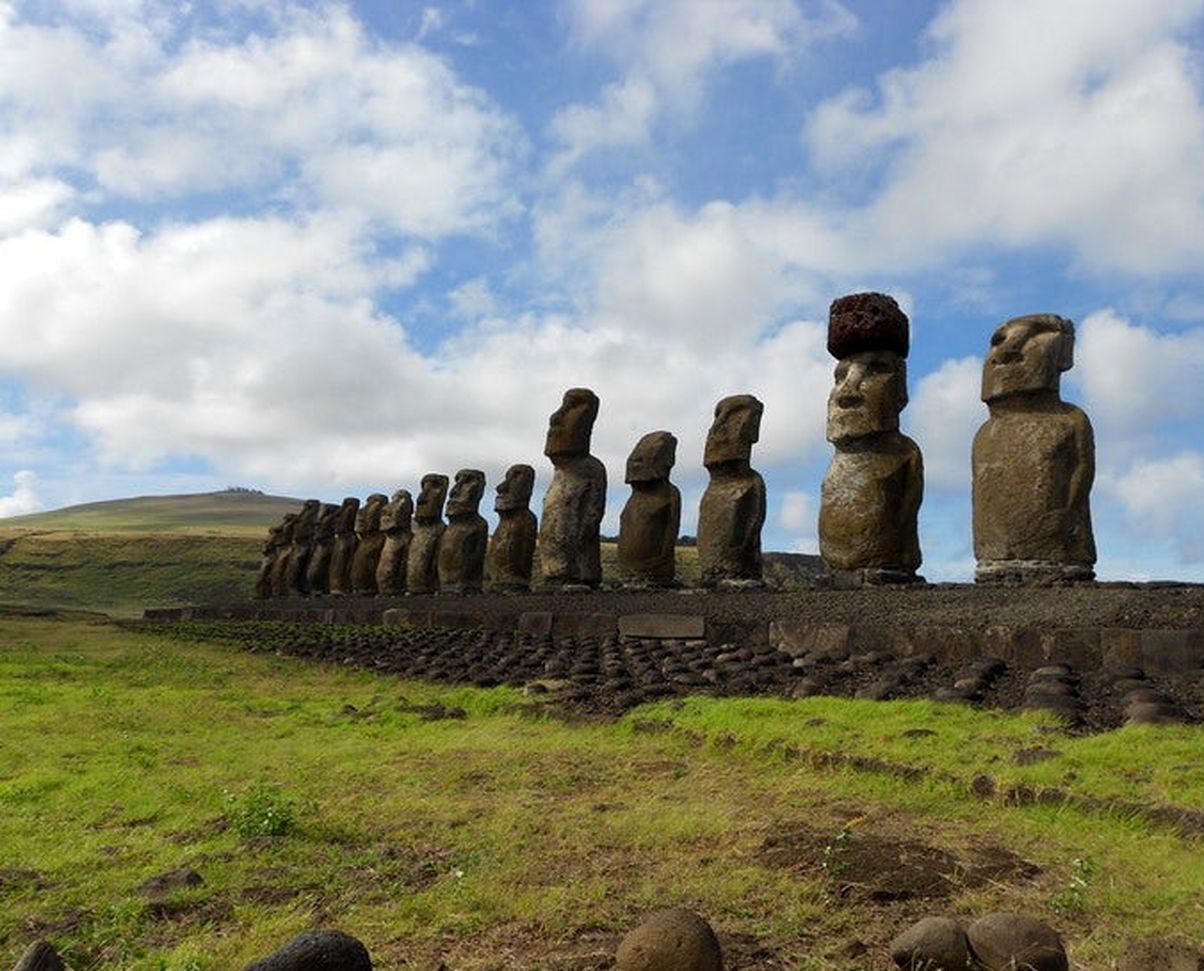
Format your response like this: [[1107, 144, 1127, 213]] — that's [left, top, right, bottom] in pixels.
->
[[890, 916, 972, 971], [12, 942, 66, 971], [244, 929, 372, 971], [967, 913, 1067, 971], [616, 907, 723, 971]]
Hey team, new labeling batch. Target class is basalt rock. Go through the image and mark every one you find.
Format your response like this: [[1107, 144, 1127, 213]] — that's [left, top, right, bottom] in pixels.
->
[[697, 395, 765, 586], [966, 913, 1067, 971], [374, 490, 413, 596], [538, 389, 606, 588], [973, 315, 1095, 584], [487, 464, 537, 592], [407, 474, 448, 595], [350, 493, 388, 594], [243, 929, 373, 971], [615, 907, 723, 971], [438, 469, 488, 593], [890, 916, 972, 971], [12, 941, 67, 971], [327, 497, 360, 595], [618, 431, 680, 587]]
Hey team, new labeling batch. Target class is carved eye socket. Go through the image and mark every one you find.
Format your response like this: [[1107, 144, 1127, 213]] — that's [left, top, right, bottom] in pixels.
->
[[834, 363, 849, 381], [990, 330, 1006, 346]]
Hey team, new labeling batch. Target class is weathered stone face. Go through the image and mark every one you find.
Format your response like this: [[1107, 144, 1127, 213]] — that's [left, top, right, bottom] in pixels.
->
[[494, 464, 535, 512], [446, 469, 486, 518], [350, 493, 388, 593], [826, 350, 907, 445], [354, 493, 386, 537], [827, 291, 909, 359], [328, 498, 360, 595], [619, 431, 680, 585], [982, 314, 1073, 402], [375, 489, 413, 596], [703, 394, 763, 469], [415, 474, 449, 523], [544, 387, 599, 458], [379, 489, 413, 534], [625, 431, 676, 484], [973, 314, 1095, 583]]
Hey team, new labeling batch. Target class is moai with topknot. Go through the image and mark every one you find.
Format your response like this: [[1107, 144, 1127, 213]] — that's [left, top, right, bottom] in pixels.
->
[[304, 502, 339, 595], [486, 464, 537, 592], [697, 395, 766, 587], [374, 489, 414, 596], [538, 388, 607, 589], [437, 469, 489, 593], [818, 292, 924, 583], [973, 314, 1095, 583], [618, 431, 681, 587], [285, 499, 321, 597], [406, 473, 449, 595], [327, 497, 360, 595], [350, 493, 388, 594]]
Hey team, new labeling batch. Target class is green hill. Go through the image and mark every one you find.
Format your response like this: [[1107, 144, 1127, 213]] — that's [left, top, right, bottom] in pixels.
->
[[0, 490, 305, 616]]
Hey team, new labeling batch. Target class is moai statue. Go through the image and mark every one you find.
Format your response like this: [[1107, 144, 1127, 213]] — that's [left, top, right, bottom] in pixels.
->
[[350, 493, 389, 594], [487, 464, 537, 592], [269, 513, 298, 598], [305, 502, 339, 595], [818, 293, 923, 583], [285, 499, 321, 597], [618, 431, 681, 587], [973, 314, 1095, 583], [697, 395, 766, 587], [406, 473, 449, 595], [375, 489, 414, 596], [437, 469, 489, 593], [327, 497, 360, 595], [255, 518, 288, 599], [538, 388, 607, 589]]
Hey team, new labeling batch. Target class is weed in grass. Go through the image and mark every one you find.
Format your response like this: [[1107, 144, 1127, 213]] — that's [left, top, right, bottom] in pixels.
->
[[222, 784, 298, 839], [1051, 855, 1097, 916]]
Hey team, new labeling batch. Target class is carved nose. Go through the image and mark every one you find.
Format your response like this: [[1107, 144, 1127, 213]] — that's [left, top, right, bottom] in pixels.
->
[[836, 391, 863, 408]]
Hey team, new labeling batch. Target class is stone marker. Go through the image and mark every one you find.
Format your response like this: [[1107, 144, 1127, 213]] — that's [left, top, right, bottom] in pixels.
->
[[616, 907, 723, 971], [487, 464, 537, 592], [327, 497, 360, 595], [407, 473, 449, 595], [890, 916, 972, 971], [350, 493, 388, 594], [697, 394, 766, 586], [437, 469, 488, 593], [243, 929, 373, 971], [538, 388, 607, 588], [12, 941, 66, 971], [304, 502, 339, 596], [255, 518, 288, 599], [269, 513, 298, 598], [819, 292, 923, 583], [285, 498, 321, 597], [973, 314, 1095, 584], [618, 431, 681, 587], [966, 913, 1068, 971], [374, 489, 414, 596]]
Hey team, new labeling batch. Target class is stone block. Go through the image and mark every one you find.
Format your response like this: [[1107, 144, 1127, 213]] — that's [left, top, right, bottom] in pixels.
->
[[517, 611, 554, 637], [849, 624, 913, 656], [913, 626, 980, 663], [1141, 629, 1203, 676], [768, 622, 849, 657], [1040, 629, 1100, 669], [618, 613, 705, 639], [1100, 628, 1142, 668], [552, 613, 617, 639], [981, 626, 1042, 667], [428, 610, 486, 631], [382, 608, 430, 627]]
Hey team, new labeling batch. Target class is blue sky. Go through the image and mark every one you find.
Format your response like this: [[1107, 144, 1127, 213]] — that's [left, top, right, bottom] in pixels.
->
[[1, 0, 1204, 581]]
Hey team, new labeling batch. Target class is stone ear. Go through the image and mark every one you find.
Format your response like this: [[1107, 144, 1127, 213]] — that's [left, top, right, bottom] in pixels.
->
[[1056, 331, 1074, 372]]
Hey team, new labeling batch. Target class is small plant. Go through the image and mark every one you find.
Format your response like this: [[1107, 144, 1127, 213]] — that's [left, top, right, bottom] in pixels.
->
[[1052, 856, 1097, 915], [223, 783, 297, 839], [820, 819, 858, 879]]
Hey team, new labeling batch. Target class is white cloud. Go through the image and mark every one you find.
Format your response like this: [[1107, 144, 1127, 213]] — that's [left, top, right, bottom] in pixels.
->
[[907, 356, 982, 492], [804, 0, 1204, 272], [1107, 452, 1204, 561], [778, 488, 817, 552], [0, 469, 41, 518]]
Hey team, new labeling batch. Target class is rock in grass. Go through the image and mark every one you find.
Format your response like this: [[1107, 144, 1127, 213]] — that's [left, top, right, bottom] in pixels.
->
[[12, 941, 66, 971], [890, 916, 972, 971], [967, 913, 1067, 971], [243, 929, 372, 971], [1117, 937, 1203, 971], [616, 908, 723, 971], [137, 867, 204, 900]]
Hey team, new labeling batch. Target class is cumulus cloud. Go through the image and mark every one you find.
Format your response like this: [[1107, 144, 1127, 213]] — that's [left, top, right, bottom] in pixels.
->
[[1106, 452, 1204, 562], [778, 488, 817, 552], [907, 356, 982, 492], [0, 469, 41, 518]]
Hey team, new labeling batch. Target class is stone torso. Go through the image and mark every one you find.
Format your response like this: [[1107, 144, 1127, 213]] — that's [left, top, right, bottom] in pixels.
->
[[819, 434, 922, 572], [538, 454, 606, 586], [350, 532, 386, 594], [972, 403, 1095, 568], [697, 470, 765, 583], [375, 531, 411, 595], [406, 522, 445, 594], [618, 482, 680, 583], [487, 510, 537, 591], [437, 515, 488, 593]]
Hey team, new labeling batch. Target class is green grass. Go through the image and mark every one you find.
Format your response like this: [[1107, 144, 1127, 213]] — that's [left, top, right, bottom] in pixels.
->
[[0, 492, 302, 535], [0, 614, 1200, 970]]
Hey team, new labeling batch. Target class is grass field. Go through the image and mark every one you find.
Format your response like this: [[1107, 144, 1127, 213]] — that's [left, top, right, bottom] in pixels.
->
[[1, 611, 1200, 970]]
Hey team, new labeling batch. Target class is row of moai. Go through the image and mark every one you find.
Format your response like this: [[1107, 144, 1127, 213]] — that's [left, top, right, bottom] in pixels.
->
[[256, 291, 1096, 596]]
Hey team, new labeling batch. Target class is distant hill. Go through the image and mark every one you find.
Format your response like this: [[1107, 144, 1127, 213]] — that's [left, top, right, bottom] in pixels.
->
[[0, 490, 304, 535]]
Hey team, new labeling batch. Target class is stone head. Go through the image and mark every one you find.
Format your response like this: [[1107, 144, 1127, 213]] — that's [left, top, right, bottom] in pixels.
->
[[415, 473, 449, 523], [544, 388, 600, 458], [626, 430, 677, 484], [298, 498, 320, 522], [355, 493, 387, 534], [315, 502, 338, 537], [703, 394, 763, 468], [826, 350, 908, 444], [495, 464, 535, 512], [335, 497, 360, 533], [379, 489, 413, 532], [278, 513, 298, 543], [982, 314, 1074, 403], [446, 469, 486, 517]]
